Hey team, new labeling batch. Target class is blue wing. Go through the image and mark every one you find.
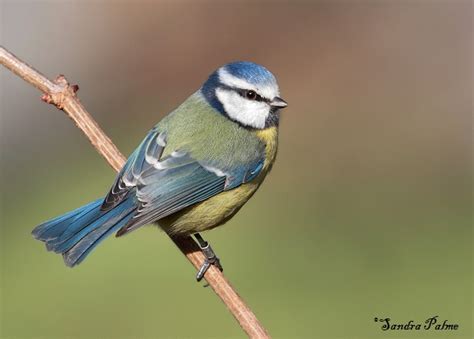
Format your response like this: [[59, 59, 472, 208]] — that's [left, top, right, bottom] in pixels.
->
[[101, 127, 166, 210], [100, 128, 265, 237]]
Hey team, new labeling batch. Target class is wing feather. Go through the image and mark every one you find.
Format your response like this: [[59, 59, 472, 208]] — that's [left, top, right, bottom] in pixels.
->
[[101, 128, 165, 211], [117, 167, 226, 236], [99, 125, 266, 237]]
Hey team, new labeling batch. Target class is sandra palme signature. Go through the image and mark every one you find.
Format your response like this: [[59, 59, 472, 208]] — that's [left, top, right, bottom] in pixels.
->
[[374, 316, 459, 331]]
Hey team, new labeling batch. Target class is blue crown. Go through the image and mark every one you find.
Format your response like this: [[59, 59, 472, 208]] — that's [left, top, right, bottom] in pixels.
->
[[224, 61, 277, 86]]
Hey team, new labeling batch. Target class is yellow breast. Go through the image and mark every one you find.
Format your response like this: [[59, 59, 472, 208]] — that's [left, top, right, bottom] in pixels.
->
[[159, 127, 279, 235], [256, 126, 279, 172]]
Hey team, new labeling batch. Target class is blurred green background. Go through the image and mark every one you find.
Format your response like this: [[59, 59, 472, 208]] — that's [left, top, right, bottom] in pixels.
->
[[1, 1, 471, 338]]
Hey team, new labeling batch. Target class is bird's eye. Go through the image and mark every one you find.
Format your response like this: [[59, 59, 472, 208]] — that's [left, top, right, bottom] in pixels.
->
[[245, 90, 257, 100]]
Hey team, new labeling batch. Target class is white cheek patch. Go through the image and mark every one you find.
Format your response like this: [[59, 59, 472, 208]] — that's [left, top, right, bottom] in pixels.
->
[[216, 88, 270, 129], [218, 68, 279, 99]]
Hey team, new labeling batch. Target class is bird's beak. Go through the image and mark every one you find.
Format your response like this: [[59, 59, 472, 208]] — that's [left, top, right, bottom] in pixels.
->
[[270, 97, 288, 108]]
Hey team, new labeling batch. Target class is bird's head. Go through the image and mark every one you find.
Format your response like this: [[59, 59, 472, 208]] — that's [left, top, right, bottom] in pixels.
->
[[201, 61, 287, 129]]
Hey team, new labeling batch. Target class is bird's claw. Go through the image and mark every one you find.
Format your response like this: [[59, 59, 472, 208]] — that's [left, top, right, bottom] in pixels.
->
[[196, 240, 223, 281]]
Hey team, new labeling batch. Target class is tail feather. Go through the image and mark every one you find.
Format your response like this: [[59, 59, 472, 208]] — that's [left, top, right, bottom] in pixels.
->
[[32, 198, 136, 267], [47, 199, 133, 254], [32, 200, 100, 240], [51, 201, 104, 243], [63, 209, 135, 267]]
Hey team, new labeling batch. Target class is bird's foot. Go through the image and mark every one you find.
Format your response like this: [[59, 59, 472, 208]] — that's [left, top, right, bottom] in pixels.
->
[[194, 233, 223, 281]]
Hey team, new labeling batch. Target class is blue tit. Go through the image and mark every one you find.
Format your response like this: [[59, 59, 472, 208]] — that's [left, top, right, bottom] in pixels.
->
[[32, 61, 287, 280]]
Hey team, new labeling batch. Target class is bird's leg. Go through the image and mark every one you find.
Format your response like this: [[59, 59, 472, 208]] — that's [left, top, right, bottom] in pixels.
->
[[194, 233, 223, 281]]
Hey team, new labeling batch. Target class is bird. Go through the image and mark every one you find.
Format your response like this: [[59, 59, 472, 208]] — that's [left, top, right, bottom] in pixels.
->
[[32, 61, 287, 280]]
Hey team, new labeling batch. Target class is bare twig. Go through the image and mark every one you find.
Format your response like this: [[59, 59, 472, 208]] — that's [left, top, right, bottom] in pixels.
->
[[0, 46, 269, 338]]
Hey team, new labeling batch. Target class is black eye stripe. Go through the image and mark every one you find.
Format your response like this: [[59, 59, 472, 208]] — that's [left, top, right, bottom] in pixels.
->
[[219, 84, 270, 103], [238, 89, 265, 102]]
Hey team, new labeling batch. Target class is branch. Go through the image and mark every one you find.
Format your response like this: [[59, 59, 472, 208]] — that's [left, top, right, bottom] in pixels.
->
[[1, 46, 269, 338]]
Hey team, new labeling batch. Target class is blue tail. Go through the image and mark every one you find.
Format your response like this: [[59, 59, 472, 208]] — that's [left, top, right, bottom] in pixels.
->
[[32, 198, 136, 267]]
